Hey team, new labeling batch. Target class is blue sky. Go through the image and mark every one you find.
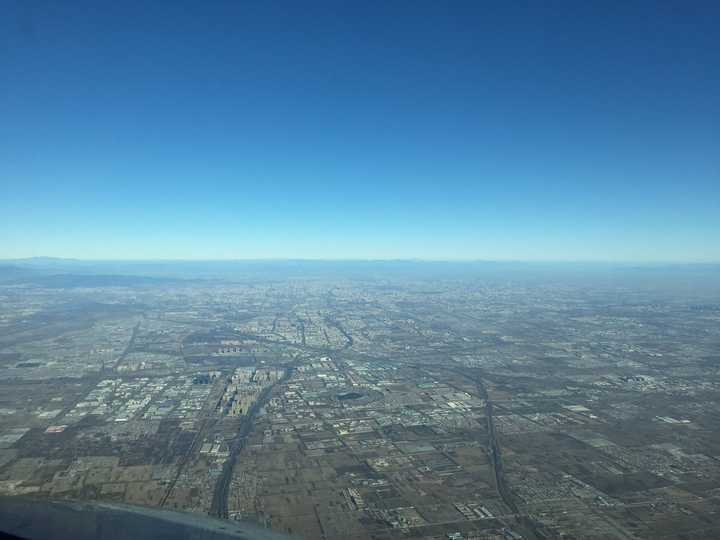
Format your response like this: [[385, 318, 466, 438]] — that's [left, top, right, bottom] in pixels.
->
[[1, 1, 718, 261]]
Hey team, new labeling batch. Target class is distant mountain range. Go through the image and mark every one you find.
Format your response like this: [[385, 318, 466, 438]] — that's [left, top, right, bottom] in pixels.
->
[[1, 258, 718, 289]]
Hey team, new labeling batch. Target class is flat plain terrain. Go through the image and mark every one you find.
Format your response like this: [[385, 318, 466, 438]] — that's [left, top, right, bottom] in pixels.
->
[[2, 264, 720, 539]]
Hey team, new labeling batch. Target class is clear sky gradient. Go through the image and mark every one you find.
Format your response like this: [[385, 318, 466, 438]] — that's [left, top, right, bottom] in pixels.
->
[[2, 1, 719, 261]]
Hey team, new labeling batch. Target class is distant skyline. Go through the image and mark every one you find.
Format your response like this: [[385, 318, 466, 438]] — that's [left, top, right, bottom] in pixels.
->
[[2, 1, 719, 262]]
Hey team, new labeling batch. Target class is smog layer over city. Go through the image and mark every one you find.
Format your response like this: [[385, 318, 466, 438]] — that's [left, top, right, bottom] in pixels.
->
[[0, 260, 719, 540]]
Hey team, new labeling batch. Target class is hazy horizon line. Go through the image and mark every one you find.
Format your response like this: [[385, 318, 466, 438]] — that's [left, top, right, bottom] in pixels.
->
[[2, 256, 720, 266]]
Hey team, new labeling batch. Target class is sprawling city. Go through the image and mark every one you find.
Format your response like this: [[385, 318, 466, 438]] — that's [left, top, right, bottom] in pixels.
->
[[3, 0, 719, 537], [1, 261, 719, 539]]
